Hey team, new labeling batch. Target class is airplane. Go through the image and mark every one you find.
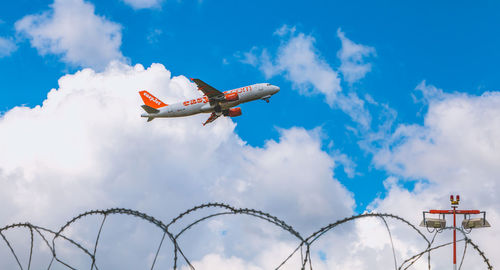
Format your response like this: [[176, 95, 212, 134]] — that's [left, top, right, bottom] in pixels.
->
[[139, 78, 280, 125]]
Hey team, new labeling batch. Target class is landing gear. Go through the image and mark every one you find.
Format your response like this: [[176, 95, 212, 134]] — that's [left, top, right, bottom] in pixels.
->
[[214, 105, 226, 117], [260, 95, 272, 103]]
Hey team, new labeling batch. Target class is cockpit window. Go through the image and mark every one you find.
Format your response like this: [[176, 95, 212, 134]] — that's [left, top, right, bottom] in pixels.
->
[[266, 83, 271, 86]]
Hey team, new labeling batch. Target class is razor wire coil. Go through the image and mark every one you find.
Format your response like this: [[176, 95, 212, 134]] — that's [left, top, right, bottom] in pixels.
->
[[0, 203, 493, 270]]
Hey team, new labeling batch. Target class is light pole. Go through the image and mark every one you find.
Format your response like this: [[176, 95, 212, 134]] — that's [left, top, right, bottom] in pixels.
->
[[420, 195, 490, 270]]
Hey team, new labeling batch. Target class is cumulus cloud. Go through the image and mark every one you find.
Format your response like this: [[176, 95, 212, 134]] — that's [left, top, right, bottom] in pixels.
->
[[15, 0, 125, 70], [375, 89, 500, 187], [0, 36, 17, 57], [0, 62, 359, 268], [122, 0, 164, 9], [337, 28, 375, 84], [371, 83, 500, 267]]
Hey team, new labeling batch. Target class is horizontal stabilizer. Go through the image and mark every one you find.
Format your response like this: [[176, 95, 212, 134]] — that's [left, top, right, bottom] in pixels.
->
[[141, 105, 159, 114], [147, 117, 154, 122]]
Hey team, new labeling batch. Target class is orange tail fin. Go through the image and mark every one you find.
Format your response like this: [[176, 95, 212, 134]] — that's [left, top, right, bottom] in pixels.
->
[[139, 90, 168, 109]]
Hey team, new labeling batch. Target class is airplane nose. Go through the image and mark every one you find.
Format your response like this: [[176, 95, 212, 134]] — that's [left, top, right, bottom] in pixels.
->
[[274, 86, 280, 93]]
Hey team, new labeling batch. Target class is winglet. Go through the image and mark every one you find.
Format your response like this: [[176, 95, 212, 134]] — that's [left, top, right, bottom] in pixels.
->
[[139, 90, 167, 109]]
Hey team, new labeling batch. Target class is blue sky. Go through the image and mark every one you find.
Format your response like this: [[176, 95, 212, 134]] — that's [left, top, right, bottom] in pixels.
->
[[1, 1, 499, 268]]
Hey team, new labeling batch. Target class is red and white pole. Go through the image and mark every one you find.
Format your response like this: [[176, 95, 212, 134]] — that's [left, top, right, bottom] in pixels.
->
[[453, 205, 457, 270], [451, 194, 460, 270]]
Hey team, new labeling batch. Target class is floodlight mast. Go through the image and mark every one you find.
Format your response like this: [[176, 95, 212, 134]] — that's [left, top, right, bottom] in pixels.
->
[[420, 195, 489, 270]]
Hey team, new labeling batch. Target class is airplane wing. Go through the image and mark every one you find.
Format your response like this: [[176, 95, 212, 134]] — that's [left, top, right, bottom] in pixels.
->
[[203, 112, 221, 126], [190, 78, 224, 99]]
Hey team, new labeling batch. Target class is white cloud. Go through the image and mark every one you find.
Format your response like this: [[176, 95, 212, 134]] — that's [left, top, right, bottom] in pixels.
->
[[240, 26, 373, 129], [266, 31, 342, 105], [183, 253, 262, 270], [211, 127, 354, 232], [235, 46, 260, 67], [238, 26, 341, 104], [331, 150, 357, 178], [122, 0, 163, 9], [337, 29, 375, 84], [375, 89, 500, 186], [412, 80, 446, 104], [371, 83, 500, 267], [0, 62, 357, 268], [181, 241, 303, 270], [273, 24, 296, 37], [15, 0, 125, 70], [0, 37, 17, 57]]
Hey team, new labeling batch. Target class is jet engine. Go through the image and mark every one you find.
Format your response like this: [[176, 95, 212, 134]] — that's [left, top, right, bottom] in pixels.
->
[[227, 107, 242, 117], [225, 92, 239, 102]]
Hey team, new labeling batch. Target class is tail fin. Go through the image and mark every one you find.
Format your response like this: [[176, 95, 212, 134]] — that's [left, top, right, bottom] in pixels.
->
[[139, 90, 167, 109]]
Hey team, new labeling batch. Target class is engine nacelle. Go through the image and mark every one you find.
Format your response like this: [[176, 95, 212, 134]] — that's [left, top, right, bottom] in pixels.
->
[[225, 92, 239, 102], [227, 107, 242, 117]]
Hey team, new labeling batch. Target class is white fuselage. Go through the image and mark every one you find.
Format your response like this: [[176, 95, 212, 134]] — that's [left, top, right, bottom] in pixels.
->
[[141, 83, 279, 119]]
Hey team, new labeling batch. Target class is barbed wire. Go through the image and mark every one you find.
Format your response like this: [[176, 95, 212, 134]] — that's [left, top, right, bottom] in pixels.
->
[[0, 203, 493, 269]]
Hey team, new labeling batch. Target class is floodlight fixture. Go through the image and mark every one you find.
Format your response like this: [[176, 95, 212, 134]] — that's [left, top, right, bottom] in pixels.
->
[[462, 218, 491, 229], [420, 217, 446, 229]]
